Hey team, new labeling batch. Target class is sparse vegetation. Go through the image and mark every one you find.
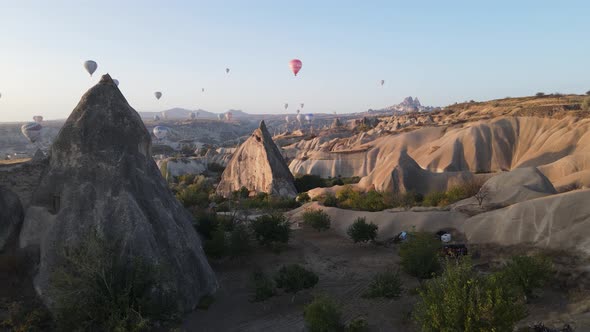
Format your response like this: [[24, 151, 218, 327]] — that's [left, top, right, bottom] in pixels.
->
[[0, 300, 53, 332], [297, 192, 311, 203], [363, 271, 403, 299], [582, 96, 590, 111], [302, 208, 331, 231], [303, 295, 342, 332], [413, 259, 526, 332], [294, 174, 361, 192], [474, 185, 490, 207], [398, 232, 441, 279], [422, 179, 483, 207], [345, 318, 370, 332], [346, 217, 378, 243], [536, 92, 545, 97], [250, 214, 291, 249]]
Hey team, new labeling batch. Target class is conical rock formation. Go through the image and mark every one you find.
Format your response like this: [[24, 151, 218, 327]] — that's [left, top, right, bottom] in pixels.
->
[[19, 74, 216, 312], [217, 121, 297, 198]]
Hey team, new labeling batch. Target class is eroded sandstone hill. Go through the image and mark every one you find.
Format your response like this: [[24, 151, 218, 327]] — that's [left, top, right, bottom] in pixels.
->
[[217, 120, 297, 198], [19, 74, 216, 312]]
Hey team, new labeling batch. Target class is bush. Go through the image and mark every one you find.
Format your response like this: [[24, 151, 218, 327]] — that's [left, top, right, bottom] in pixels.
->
[[303, 295, 342, 332], [0, 300, 53, 332], [250, 214, 291, 249], [356, 190, 387, 211], [250, 270, 275, 302], [228, 224, 252, 257], [336, 186, 361, 207], [346, 217, 378, 243], [586, 90, 590, 96], [345, 318, 369, 332], [413, 259, 526, 332], [193, 211, 219, 239], [582, 97, 590, 111], [302, 209, 331, 231], [423, 191, 446, 207], [500, 255, 553, 299], [295, 174, 325, 192], [535, 92, 545, 97], [363, 271, 403, 298], [321, 193, 338, 207], [297, 192, 311, 203], [274, 264, 319, 294], [50, 232, 175, 331], [203, 227, 227, 259], [398, 232, 441, 279], [176, 181, 212, 208]]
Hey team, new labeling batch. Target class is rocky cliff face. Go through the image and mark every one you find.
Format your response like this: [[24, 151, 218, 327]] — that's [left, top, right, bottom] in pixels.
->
[[19, 74, 216, 312], [0, 186, 23, 251], [217, 121, 297, 198]]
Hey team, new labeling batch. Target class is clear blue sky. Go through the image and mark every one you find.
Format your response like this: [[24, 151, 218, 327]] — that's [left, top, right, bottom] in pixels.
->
[[1, 0, 589, 121]]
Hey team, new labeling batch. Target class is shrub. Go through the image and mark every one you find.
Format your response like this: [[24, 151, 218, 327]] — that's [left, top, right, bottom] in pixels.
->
[[193, 211, 219, 239], [274, 264, 319, 294], [250, 270, 275, 302], [176, 181, 212, 208], [0, 300, 53, 332], [356, 190, 387, 211], [321, 194, 338, 207], [208, 162, 225, 173], [250, 214, 291, 249], [398, 232, 441, 279], [336, 186, 361, 208], [500, 255, 553, 299], [228, 224, 251, 257], [423, 191, 446, 207], [303, 295, 342, 332], [535, 92, 545, 97], [295, 174, 325, 192], [582, 97, 590, 111], [297, 192, 311, 203], [50, 233, 175, 331], [346, 217, 378, 243], [302, 209, 331, 231], [345, 318, 369, 332], [586, 90, 590, 96], [363, 271, 403, 298], [413, 259, 526, 332], [203, 227, 227, 259]]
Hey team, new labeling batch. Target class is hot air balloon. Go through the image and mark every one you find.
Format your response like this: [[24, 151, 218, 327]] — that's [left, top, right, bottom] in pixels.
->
[[202, 88, 205, 92], [225, 112, 233, 121], [296, 109, 301, 114], [225, 68, 230, 74], [33, 116, 43, 123], [196, 111, 200, 117], [285, 115, 290, 123], [152, 126, 169, 140], [21, 122, 42, 143], [305, 114, 313, 123], [284, 103, 289, 110], [0, 92, 2, 99], [153, 115, 160, 121], [289, 59, 302, 76], [380, 80, 385, 86], [300, 103, 305, 109], [296, 113, 302, 123], [189, 112, 196, 120], [217, 114, 223, 120], [83, 60, 98, 76], [154, 91, 162, 100], [113, 79, 119, 86]]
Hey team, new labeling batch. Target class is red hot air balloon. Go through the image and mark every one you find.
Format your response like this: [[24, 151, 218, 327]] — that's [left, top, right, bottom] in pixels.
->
[[289, 59, 302, 76]]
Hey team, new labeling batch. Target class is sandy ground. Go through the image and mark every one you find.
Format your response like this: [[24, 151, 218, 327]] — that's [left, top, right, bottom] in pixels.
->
[[182, 227, 590, 332], [183, 227, 421, 332]]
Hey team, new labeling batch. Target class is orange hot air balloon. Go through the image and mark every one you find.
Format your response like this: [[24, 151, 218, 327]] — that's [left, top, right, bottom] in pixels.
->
[[289, 59, 302, 76]]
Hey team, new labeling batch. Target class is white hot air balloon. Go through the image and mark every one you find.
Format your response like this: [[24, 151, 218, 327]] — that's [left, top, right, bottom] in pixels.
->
[[189, 112, 196, 120], [296, 109, 301, 114], [0, 92, 2, 99], [113, 79, 119, 86], [305, 114, 313, 123], [202, 88, 205, 92], [153, 115, 160, 121], [380, 79, 385, 86], [152, 126, 169, 140], [296, 113, 302, 123], [33, 115, 43, 123], [225, 112, 233, 121], [301, 103, 304, 109], [83, 60, 98, 76], [285, 115, 290, 123], [154, 91, 162, 100], [21, 122, 42, 143], [284, 103, 289, 110], [225, 68, 230, 74], [217, 114, 223, 120]]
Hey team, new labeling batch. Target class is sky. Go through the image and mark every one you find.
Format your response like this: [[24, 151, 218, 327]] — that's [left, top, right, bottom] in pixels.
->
[[0, 0, 589, 122]]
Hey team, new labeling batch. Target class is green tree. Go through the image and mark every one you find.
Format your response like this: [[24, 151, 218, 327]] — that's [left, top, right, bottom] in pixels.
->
[[250, 214, 291, 249], [346, 217, 378, 243], [398, 232, 441, 279], [413, 259, 526, 332]]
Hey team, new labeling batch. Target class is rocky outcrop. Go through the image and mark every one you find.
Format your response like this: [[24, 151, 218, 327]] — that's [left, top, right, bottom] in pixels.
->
[[0, 186, 23, 251], [19, 74, 216, 312], [217, 121, 297, 198]]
